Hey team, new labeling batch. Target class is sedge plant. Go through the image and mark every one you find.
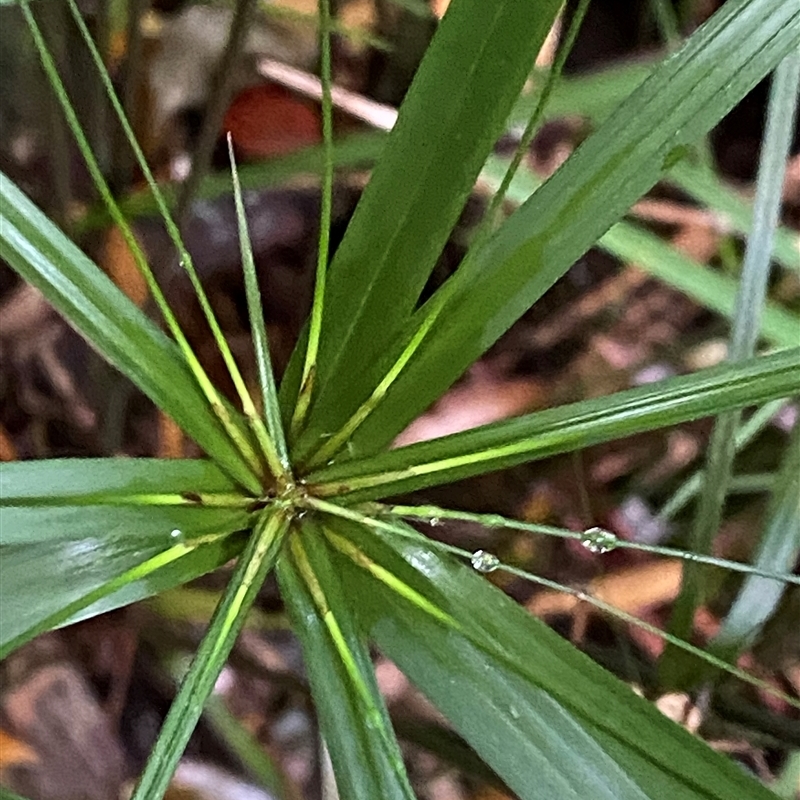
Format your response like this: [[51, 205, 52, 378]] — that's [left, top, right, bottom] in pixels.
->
[[1, 0, 800, 798]]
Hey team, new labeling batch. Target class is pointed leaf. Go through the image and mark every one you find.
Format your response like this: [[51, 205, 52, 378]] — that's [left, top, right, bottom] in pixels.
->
[[306, 347, 800, 501], [0, 482, 250, 653], [286, 0, 562, 439], [1, 458, 247, 505], [276, 522, 414, 800], [0, 173, 260, 493], [306, 0, 800, 456], [323, 517, 777, 800]]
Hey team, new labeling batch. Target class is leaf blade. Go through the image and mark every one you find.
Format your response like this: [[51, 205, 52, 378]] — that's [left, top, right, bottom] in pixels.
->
[[324, 517, 778, 800], [306, 347, 800, 501], [276, 522, 415, 800], [0, 174, 261, 493]]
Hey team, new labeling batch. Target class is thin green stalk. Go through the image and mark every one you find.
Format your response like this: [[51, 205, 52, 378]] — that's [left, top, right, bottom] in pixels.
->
[[308, 498, 800, 585], [228, 135, 292, 480], [658, 399, 786, 519], [309, 499, 800, 711], [64, 0, 269, 477], [291, 0, 335, 439], [22, 1, 263, 492], [665, 50, 800, 653], [132, 508, 291, 800], [176, 0, 258, 222], [481, 0, 591, 237], [302, 0, 588, 469]]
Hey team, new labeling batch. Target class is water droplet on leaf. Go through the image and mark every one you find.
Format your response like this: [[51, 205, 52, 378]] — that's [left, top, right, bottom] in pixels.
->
[[471, 549, 500, 573], [170, 529, 184, 542], [428, 517, 441, 527], [581, 527, 617, 554]]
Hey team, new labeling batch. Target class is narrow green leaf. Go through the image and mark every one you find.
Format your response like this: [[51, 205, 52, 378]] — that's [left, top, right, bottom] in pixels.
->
[[312, 0, 800, 457], [276, 523, 415, 800], [132, 508, 290, 800], [306, 347, 800, 501], [0, 502, 250, 654], [0, 174, 261, 494], [290, 0, 336, 436], [371, 502, 800, 586], [63, 0, 266, 477], [323, 517, 777, 800], [228, 136, 291, 478], [0, 458, 248, 506], [286, 0, 562, 445], [663, 49, 800, 683], [711, 423, 800, 657]]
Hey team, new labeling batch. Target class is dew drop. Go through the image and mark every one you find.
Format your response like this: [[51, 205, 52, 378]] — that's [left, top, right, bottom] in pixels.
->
[[509, 705, 521, 720], [170, 529, 184, 543], [470, 549, 500, 573], [581, 527, 618, 554], [428, 517, 441, 527]]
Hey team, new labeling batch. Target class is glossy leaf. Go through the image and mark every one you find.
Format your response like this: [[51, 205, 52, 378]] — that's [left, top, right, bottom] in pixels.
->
[[276, 522, 414, 800], [0, 173, 261, 494], [308, 0, 800, 457], [322, 517, 776, 800], [132, 509, 290, 800], [306, 347, 800, 501], [286, 0, 562, 446], [0, 457, 249, 505], [0, 502, 251, 654]]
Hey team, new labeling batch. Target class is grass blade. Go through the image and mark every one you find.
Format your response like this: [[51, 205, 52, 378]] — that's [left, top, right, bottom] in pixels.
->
[[0, 499, 250, 655], [227, 136, 291, 480], [132, 508, 290, 800], [0, 173, 260, 494], [318, 0, 800, 457], [306, 347, 800, 501], [710, 423, 800, 658], [365, 502, 800, 586], [290, 0, 335, 438], [301, 0, 590, 469], [0, 458, 247, 506], [277, 524, 415, 800], [63, 0, 269, 475], [285, 0, 562, 449], [662, 50, 800, 683], [322, 516, 780, 800], [312, 502, 800, 710]]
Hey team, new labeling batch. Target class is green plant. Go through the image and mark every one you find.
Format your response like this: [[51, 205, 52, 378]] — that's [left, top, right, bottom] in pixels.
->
[[1, 1, 800, 798]]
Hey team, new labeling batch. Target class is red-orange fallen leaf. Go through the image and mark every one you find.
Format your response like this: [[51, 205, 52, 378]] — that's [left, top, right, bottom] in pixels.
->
[[223, 83, 321, 160]]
